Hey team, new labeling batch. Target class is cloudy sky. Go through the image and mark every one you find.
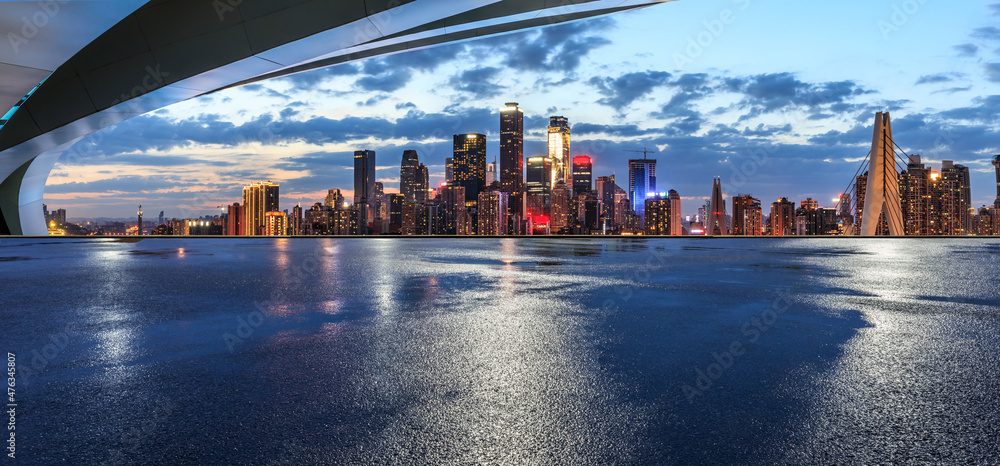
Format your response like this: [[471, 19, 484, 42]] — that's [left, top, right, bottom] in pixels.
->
[[44, 0, 1000, 219]]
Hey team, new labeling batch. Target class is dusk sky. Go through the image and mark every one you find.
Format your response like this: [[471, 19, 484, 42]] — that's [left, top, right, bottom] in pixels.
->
[[43, 0, 1000, 219]]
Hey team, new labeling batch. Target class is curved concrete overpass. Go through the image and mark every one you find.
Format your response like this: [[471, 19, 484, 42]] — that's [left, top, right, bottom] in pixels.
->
[[0, 0, 673, 235]]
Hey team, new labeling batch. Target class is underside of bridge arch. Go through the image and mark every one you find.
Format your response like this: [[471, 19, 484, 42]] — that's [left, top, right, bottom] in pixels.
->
[[0, 0, 674, 235]]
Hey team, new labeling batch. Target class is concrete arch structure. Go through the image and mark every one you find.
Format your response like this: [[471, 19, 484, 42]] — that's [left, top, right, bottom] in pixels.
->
[[0, 0, 673, 235]]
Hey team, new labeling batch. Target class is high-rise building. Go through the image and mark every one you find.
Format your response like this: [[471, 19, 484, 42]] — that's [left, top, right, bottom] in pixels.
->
[[486, 159, 497, 186], [225, 203, 244, 236], [445, 157, 454, 184], [388, 193, 405, 234], [595, 175, 617, 227], [799, 198, 818, 211], [707, 178, 728, 235], [940, 160, 972, 235], [354, 149, 376, 231], [628, 158, 656, 228], [243, 180, 279, 235], [453, 133, 487, 204], [550, 181, 571, 234], [644, 195, 670, 235], [668, 189, 682, 236], [572, 156, 593, 195], [374, 181, 385, 220], [770, 198, 796, 235], [137, 205, 143, 235], [500, 103, 524, 218], [477, 190, 508, 236], [416, 164, 429, 204], [548, 116, 571, 186], [439, 185, 468, 235], [400, 149, 420, 202], [264, 211, 287, 236], [732, 195, 762, 236], [899, 155, 940, 235], [326, 189, 344, 209], [525, 155, 553, 218], [158, 211, 164, 226], [290, 204, 303, 235]]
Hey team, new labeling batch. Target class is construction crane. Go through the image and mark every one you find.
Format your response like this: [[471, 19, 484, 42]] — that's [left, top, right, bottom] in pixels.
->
[[623, 147, 657, 159]]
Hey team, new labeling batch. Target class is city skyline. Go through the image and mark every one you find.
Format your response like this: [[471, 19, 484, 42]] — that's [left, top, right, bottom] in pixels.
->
[[39, 1, 1000, 218]]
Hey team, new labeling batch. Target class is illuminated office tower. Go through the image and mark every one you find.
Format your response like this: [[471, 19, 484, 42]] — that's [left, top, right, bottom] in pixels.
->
[[486, 159, 497, 186], [595, 176, 616, 226], [770, 198, 796, 235], [732, 195, 762, 236], [548, 116, 571, 185], [644, 195, 670, 235], [374, 182, 385, 220], [572, 156, 592, 195], [707, 178, 728, 235], [628, 157, 656, 228], [477, 190, 508, 236], [325, 189, 344, 209], [439, 185, 468, 235], [226, 203, 244, 236], [243, 180, 279, 235], [400, 149, 419, 202], [668, 189, 682, 236], [940, 160, 972, 235], [899, 155, 940, 235], [264, 211, 287, 236], [799, 198, 818, 211], [525, 155, 552, 217], [445, 157, 454, 184], [290, 204, 303, 235], [416, 164, 429, 204], [137, 205, 143, 235], [453, 133, 487, 204], [500, 103, 524, 218], [354, 150, 376, 231], [550, 181, 571, 233], [388, 193, 405, 234]]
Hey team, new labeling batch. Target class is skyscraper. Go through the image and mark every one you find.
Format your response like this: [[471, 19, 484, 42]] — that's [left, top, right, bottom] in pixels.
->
[[548, 116, 571, 185], [416, 164, 429, 204], [770, 198, 795, 236], [290, 204, 303, 235], [668, 189, 682, 236], [500, 103, 524, 218], [940, 160, 972, 235], [477, 190, 509, 236], [707, 178, 728, 235], [445, 157, 454, 184], [644, 195, 670, 235], [572, 156, 593, 195], [400, 149, 419, 202], [550, 181, 571, 234], [899, 155, 940, 235], [486, 159, 497, 186], [243, 180, 279, 235], [628, 158, 656, 227], [354, 150, 376, 231], [137, 205, 143, 235], [732, 195, 762, 236], [525, 155, 552, 217], [453, 133, 487, 204]]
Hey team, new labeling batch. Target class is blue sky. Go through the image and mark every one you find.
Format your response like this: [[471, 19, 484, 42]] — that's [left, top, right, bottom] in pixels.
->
[[46, 0, 1000, 219]]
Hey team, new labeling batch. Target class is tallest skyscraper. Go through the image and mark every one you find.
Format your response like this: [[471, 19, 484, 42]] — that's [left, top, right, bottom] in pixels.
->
[[500, 103, 524, 221]]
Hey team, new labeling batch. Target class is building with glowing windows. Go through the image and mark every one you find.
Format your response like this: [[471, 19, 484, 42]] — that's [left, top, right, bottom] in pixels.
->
[[548, 117, 571, 186], [572, 156, 593, 196], [500, 103, 524, 219], [526, 156, 552, 218], [453, 134, 487, 205], [628, 158, 656, 228], [242, 181, 279, 236], [732, 195, 762, 236]]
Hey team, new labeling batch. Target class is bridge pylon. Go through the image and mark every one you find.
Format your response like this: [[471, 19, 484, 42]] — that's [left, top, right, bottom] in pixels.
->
[[859, 111, 905, 236]]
